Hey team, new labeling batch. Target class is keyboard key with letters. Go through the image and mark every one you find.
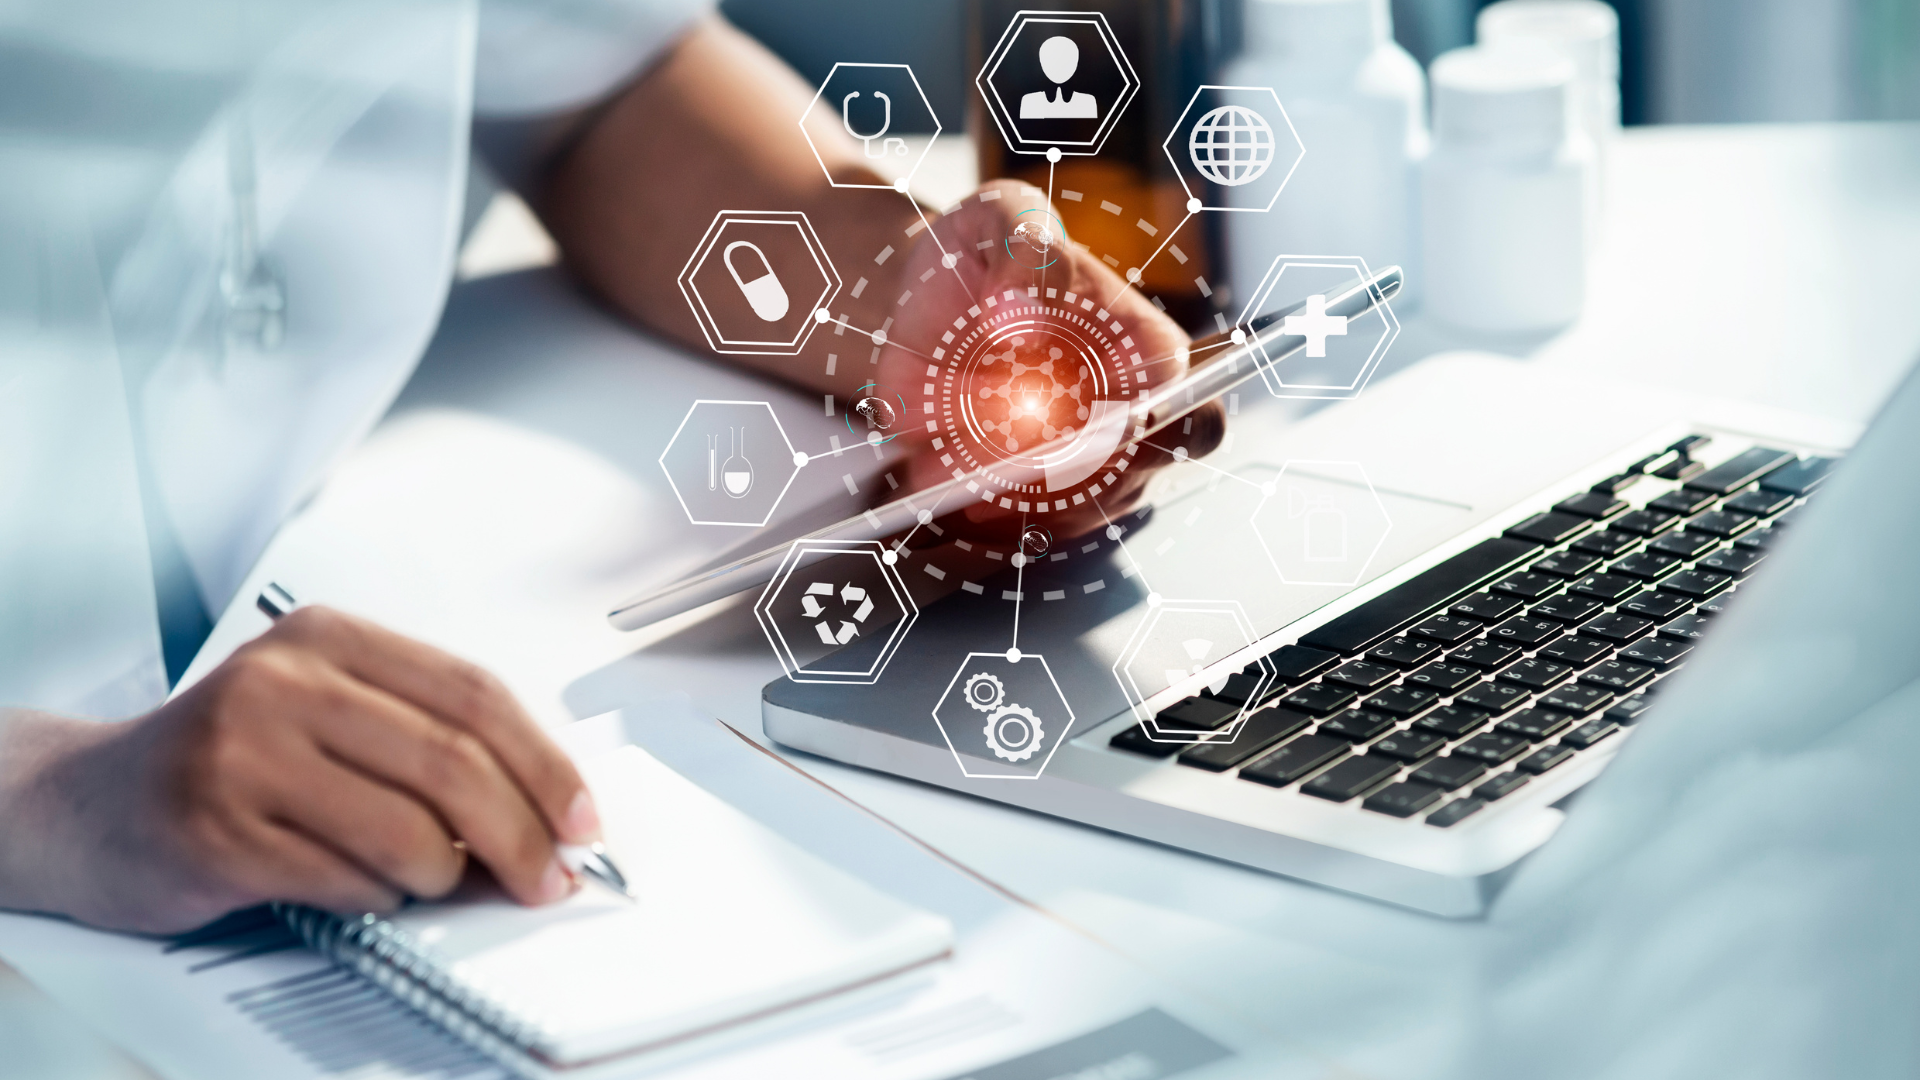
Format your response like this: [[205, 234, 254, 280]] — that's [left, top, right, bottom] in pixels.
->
[[1410, 755, 1489, 790], [1454, 731, 1531, 764], [1367, 636, 1443, 668], [1620, 589, 1692, 620], [1367, 685, 1441, 717], [1318, 708, 1398, 742], [1455, 681, 1531, 715], [1582, 611, 1655, 642], [1618, 637, 1691, 667], [1562, 718, 1621, 749], [1410, 614, 1481, 644], [1490, 615, 1565, 646], [1610, 508, 1679, 537], [1531, 551, 1603, 578], [1298, 538, 1540, 655], [1723, 488, 1794, 517], [1451, 639, 1524, 669], [1497, 709, 1575, 741], [1611, 550, 1683, 581], [1531, 594, 1604, 624], [1372, 729, 1447, 762], [1571, 530, 1640, 558], [1426, 797, 1488, 827], [1176, 709, 1313, 771], [1553, 491, 1627, 520], [1450, 591, 1526, 621], [1473, 771, 1532, 801], [1498, 658, 1575, 691], [1581, 660, 1656, 693], [1517, 745, 1577, 773], [1239, 734, 1351, 787], [1278, 683, 1360, 717], [1417, 706, 1491, 739], [1538, 635, 1613, 666], [1264, 644, 1340, 684], [1405, 661, 1483, 693], [1365, 781, 1446, 817], [1539, 683, 1615, 715]]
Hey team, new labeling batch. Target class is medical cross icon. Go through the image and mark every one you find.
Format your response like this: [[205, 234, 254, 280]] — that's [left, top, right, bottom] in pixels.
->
[[1282, 293, 1348, 357]]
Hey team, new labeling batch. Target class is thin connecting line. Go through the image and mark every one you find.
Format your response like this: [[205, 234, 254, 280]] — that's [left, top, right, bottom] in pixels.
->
[[1091, 498, 1153, 594], [1103, 209, 1195, 310], [828, 315, 940, 364], [1010, 513, 1027, 649], [907, 198, 980, 307], [1140, 438, 1263, 490], [893, 485, 958, 550]]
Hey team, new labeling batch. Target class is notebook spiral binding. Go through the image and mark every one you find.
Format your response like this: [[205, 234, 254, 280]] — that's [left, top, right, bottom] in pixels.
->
[[272, 902, 548, 1075]]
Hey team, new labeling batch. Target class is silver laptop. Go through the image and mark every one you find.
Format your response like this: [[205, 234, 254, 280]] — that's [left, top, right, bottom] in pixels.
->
[[759, 355, 1851, 916]]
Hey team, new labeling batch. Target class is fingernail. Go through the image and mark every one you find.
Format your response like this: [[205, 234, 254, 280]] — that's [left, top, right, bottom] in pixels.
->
[[539, 858, 571, 902], [563, 790, 602, 842]]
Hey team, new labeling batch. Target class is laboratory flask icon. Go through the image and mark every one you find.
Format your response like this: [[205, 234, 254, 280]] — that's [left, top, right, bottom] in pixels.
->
[[722, 427, 754, 498], [724, 241, 789, 322]]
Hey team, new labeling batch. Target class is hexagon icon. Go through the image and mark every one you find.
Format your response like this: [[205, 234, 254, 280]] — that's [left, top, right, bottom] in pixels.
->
[[755, 540, 918, 685], [660, 400, 802, 527], [1252, 461, 1393, 587], [801, 64, 942, 190], [1162, 85, 1305, 213], [1112, 599, 1273, 743], [977, 10, 1138, 158], [1236, 254, 1400, 400], [932, 650, 1076, 779], [678, 211, 840, 355]]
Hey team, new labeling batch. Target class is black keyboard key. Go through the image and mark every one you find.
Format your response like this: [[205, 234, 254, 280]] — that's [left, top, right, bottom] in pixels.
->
[[1451, 639, 1524, 670], [1177, 709, 1313, 771], [1618, 637, 1691, 667], [1301, 755, 1401, 802], [1498, 658, 1574, 691], [1410, 614, 1481, 644], [1417, 706, 1490, 739], [1611, 550, 1683, 581], [1562, 718, 1621, 749], [1278, 683, 1360, 717], [1450, 592, 1525, 621], [1367, 636, 1443, 668], [1658, 614, 1712, 641], [1696, 593, 1736, 617], [1495, 572, 1562, 600], [1609, 508, 1679, 537], [1723, 488, 1795, 517], [1325, 660, 1400, 691], [1426, 797, 1488, 827], [1685, 446, 1796, 495], [1687, 510, 1757, 538], [1697, 546, 1765, 576], [1734, 528, 1778, 551], [1531, 550, 1603, 578], [1489, 615, 1564, 646], [1110, 724, 1181, 758], [1404, 661, 1482, 693], [1758, 455, 1836, 496], [1368, 684, 1441, 717], [1539, 683, 1615, 715], [1298, 537, 1541, 655], [1648, 530, 1720, 558], [1371, 728, 1447, 762], [1410, 755, 1488, 790], [1659, 569, 1733, 600], [1364, 781, 1446, 818], [1605, 696, 1655, 725], [1580, 660, 1656, 692], [1517, 744, 1577, 773], [1239, 734, 1350, 787], [1455, 681, 1530, 715], [1318, 708, 1397, 742], [1531, 594, 1604, 624], [1154, 696, 1240, 732], [1474, 771, 1532, 801], [1620, 589, 1692, 620], [1649, 488, 1718, 515], [1553, 491, 1628, 520], [1582, 612, 1655, 642], [1667, 434, 1714, 456], [1570, 573, 1642, 602], [1650, 456, 1705, 482], [1589, 472, 1642, 496], [1205, 671, 1284, 709], [1505, 512, 1592, 546], [1571, 529, 1640, 557], [1455, 731, 1531, 764], [1264, 644, 1340, 684], [1538, 635, 1613, 666], [1497, 708, 1575, 741]]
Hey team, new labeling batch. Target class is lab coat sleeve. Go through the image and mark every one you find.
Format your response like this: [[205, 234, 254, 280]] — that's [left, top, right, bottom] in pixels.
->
[[472, 0, 711, 118]]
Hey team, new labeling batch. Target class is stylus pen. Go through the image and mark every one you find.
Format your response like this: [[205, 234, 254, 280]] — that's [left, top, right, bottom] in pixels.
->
[[256, 583, 638, 904]]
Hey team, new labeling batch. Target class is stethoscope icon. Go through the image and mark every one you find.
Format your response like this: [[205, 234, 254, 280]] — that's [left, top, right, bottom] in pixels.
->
[[842, 92, 908, 159]]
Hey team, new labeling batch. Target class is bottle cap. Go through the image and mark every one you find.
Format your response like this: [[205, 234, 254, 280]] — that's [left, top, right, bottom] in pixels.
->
[[1430, 44, 1575, 151], [1243, 0, 1388, 62], [1476, 0, 1619, 84]]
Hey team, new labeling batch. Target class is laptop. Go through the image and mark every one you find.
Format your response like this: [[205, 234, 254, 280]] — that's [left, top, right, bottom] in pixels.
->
[[758, 353, 1854, 916]]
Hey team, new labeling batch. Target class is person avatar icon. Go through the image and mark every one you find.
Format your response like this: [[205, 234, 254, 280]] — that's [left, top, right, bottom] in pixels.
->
[[1019, 36, 1099, 119]]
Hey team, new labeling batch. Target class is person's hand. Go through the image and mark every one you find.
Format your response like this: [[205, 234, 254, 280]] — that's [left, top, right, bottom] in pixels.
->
[[875, 180, 1224, 544], [0, 607, 600, 934]]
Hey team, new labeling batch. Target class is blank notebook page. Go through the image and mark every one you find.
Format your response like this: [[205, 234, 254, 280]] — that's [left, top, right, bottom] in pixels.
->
[[385, 745, 954, 1066]]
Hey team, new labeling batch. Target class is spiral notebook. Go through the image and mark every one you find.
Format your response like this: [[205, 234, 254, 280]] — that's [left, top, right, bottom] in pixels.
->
[[275, 745, 955, 1073]]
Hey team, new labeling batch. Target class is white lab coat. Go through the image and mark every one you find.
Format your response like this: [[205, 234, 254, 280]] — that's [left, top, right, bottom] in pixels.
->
[[0, 0, 703, 717]]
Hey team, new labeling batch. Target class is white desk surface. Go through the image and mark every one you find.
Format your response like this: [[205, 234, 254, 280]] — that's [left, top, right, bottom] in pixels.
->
[[13, 122, 1920, 1079]]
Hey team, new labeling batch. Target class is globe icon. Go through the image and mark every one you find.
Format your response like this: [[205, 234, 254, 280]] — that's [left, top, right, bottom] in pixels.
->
[[1188, 105, 1276, 187]]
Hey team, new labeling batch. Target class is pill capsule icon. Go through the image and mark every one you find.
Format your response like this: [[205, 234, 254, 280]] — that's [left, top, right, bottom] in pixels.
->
[[724, 241, 789, 322]]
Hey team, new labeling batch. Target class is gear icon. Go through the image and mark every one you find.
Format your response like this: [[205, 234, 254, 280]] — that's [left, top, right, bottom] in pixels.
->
[[963, 671, 1006, 712], [983, 703, 1044, 762]]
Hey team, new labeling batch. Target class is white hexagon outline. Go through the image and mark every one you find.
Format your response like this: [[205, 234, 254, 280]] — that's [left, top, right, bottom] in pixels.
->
[[677, 211, 842, 355], [931, 651, 1077, 779], [1235, 254, 1400, 399], [1161, 85, 1306, 212], [753, 539, 919, 685], [1250, 460, 1394, 588], [800, 63, 944, 191], [1110, 599, 1275, 744], [976, 10, 1139, 158], [658, 400, 804, 528]]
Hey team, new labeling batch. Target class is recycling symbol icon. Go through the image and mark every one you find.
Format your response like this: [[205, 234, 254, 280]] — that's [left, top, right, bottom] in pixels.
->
[[801, 581, 875, 645]]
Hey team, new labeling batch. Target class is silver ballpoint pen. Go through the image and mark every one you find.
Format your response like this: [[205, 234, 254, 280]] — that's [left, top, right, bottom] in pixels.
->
[[256, 583, 638, 903]]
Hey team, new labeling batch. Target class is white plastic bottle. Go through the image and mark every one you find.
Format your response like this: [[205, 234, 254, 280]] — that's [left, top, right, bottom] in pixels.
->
[[1222, 0, 1429, 308], [1421, 45, 1593, 332], [1476, 1, 1620, 156]]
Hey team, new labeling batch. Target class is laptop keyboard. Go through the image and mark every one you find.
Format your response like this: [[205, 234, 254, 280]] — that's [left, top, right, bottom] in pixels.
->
[[1107, 436, 1837, 829]]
